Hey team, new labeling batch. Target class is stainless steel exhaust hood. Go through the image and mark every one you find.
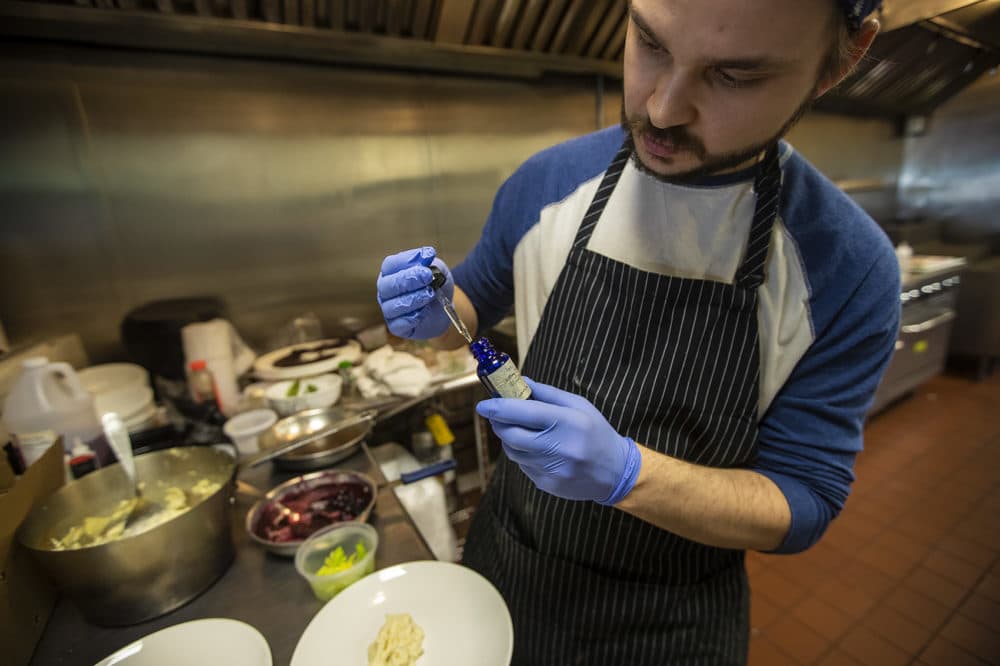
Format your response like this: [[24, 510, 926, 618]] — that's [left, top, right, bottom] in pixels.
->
[[819, 0, 1000, 117], [1, 0, 997, 117], [0, 0, 630, 79]]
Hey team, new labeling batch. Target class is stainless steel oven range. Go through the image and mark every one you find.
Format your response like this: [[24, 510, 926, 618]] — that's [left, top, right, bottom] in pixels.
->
[[869, 258, 966, 415]]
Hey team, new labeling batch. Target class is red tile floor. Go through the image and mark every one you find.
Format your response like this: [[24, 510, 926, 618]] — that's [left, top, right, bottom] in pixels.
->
[[747, 371, 1000, 665]]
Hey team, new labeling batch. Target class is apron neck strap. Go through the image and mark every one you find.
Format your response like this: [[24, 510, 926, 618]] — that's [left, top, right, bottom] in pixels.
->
[[734, 144, 782, 289], [571, 139, 632, 253]]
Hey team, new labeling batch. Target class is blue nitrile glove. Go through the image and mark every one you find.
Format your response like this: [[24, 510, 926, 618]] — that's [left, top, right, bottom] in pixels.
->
[[476, 378, 642, 505], [377, 247, 455, 339]]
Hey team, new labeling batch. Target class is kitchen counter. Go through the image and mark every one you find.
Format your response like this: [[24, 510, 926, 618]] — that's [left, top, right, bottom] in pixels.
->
[[901, 255, 967, 290], [29, 443, 435, 666]]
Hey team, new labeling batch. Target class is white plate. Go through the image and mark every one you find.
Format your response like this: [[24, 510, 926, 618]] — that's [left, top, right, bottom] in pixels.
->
[[291, 560, 512, 666], [94, 618, 271, 666], [254, 340, 362, 381]]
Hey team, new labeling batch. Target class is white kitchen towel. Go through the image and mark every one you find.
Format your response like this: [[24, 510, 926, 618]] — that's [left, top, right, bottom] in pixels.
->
[[356, 345, 432, 398]]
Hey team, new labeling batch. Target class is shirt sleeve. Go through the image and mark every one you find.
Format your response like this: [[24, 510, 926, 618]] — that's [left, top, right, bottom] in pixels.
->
[[752, 252, 901, 554]]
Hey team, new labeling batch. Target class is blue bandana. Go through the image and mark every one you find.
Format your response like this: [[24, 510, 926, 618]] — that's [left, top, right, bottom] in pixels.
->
[[837, 0, 882, 31]]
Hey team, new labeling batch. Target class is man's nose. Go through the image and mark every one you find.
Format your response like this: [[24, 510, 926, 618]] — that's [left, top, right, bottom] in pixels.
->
[[646, 68, 698, 129]]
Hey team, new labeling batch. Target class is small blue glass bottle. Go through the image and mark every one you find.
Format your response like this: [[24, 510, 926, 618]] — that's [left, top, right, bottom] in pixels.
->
[[470, 337, 532, 399]]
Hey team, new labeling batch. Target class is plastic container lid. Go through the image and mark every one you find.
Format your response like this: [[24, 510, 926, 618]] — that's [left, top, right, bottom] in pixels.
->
[[224, 409, 278, 438], [22, 357, 48, 369]]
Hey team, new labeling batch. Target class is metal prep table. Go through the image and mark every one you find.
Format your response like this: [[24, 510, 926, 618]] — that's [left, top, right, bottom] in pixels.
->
[[29, 443, 435, 666]]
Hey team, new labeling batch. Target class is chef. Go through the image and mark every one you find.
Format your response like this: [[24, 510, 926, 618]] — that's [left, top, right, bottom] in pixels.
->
[[376, 0, 899, 663]]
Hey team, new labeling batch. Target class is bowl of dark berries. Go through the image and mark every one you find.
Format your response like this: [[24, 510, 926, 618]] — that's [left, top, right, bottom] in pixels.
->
[[245, 469, 377, 557]]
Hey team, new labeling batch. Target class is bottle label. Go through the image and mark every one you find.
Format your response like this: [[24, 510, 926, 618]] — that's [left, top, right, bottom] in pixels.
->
[[485, 359, 532, 400]]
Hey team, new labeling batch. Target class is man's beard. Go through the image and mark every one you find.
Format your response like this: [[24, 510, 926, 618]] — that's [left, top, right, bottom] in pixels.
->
[[620, 92, 816, 185]]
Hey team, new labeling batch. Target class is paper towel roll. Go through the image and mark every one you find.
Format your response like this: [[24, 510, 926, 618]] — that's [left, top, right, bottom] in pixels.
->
[[181, 319, 251, 416]]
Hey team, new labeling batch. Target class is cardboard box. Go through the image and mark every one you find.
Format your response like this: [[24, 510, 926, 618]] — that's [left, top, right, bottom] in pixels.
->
[[0, 440, 64, 666], [0, 451, 15, 491]]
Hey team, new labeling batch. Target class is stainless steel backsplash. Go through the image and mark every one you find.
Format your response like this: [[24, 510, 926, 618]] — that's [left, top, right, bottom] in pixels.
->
[[899, 73, 1000, 238], [1, 43, 902, 362]]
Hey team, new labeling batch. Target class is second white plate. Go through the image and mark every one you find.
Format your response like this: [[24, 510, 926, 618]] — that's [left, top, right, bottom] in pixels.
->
[[94, 618, 271, 666]]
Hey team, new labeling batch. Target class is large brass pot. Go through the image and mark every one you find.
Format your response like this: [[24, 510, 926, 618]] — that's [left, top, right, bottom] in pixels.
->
[[17, 446, 236, 626]]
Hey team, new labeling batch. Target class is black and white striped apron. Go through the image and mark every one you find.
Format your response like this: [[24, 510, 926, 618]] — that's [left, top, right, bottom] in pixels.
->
[[463, 138, 782, 665]]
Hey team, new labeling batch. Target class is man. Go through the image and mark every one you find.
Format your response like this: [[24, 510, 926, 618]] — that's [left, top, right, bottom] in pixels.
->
[[376, 0, 899, 663]]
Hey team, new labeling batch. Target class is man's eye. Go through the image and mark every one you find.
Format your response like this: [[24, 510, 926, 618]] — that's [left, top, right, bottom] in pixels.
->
[[715, 69, 757, 88], [637, 31, 659, 51]]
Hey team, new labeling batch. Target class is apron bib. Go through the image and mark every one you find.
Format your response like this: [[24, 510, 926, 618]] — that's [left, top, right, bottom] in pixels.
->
[[464, 138, 782, 665]]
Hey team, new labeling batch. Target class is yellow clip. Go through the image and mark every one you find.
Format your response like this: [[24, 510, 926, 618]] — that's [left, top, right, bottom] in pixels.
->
[[425, 412, 455, 446]]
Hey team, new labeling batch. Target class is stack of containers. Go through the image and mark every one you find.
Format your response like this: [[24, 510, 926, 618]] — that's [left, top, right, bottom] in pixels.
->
[[78, 363, 155, 432]]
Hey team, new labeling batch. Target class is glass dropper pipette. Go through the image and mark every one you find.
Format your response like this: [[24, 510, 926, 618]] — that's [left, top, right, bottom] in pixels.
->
[[429, 266, 474, 344]]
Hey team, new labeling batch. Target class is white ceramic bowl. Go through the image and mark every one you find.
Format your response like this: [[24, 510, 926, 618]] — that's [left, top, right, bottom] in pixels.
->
[[79, 363, 149, 396], [291, 560, 513, 666], [265, 374, 342, 417], [95, 618, 271, 666]]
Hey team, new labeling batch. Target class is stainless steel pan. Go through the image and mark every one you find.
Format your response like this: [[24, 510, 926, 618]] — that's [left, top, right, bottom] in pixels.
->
[[17, 446, 236, 626]]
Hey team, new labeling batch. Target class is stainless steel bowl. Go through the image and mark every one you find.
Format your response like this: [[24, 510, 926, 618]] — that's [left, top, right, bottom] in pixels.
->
[[274, 417, 373, 471], [254, 407, 376, 472], [17, 446, 236, 626], [245, 469, 378, 557]]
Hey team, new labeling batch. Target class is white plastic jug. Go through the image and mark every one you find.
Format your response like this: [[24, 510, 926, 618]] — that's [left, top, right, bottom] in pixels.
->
[[2, 357, 102, 466]]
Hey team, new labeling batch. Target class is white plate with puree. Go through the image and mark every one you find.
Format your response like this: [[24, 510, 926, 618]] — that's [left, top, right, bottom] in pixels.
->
[[291, 560, 513, 666]]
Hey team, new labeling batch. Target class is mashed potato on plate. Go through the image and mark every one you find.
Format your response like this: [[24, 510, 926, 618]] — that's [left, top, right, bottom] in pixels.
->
[[367, 613, 424, 666]]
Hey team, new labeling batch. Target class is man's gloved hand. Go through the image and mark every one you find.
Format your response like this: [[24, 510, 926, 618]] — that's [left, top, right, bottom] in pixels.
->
[[377, 247, 454, 340], [476, 378, 642, 505]]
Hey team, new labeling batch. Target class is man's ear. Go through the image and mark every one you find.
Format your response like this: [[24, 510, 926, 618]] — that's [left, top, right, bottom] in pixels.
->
[[815, 18, 880, 98]]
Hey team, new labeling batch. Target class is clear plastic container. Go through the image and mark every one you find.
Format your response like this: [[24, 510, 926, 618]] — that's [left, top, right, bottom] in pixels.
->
[[222, 408, 277, 456], [294, 522, 378, 602], [1, 357, 101, 465]]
